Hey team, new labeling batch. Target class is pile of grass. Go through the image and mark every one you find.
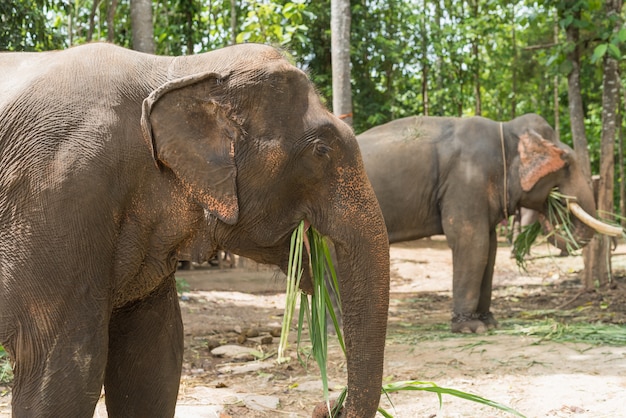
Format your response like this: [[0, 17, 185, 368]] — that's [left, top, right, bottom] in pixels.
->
[[497, 319, 626, 346], [281, 221, 525, 417]]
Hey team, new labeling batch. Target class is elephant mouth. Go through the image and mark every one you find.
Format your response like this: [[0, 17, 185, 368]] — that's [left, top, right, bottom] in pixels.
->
[[568, 201, 623, 237]]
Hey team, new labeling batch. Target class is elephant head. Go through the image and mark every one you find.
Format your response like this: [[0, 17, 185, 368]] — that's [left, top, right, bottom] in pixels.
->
[[141, 51, 389, 417], [510, 114, 620, 247]]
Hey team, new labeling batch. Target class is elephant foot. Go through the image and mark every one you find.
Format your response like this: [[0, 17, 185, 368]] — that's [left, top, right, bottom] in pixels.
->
[[479, 312, 499, 330], [451, 312, 496, 334], [312, 400, 342, 417]]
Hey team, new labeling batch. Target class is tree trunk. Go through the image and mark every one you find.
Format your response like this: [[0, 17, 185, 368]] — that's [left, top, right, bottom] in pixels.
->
[[434, 0, 443, 116], [87, 0, 99, 42], [565, 8, 592, 181], [331, 0, 353, 127], [107, 0, 118, 43], [617, 106, 626, 228], [471, 0, 481, 116], [420, 0, 429, 116], [130, 0, 155, 54], [185, 1, 194, 54], [510, 3, 517, 119], [563, 3, 596, 289], [582, 0, 622, 288], [553, 9, 559, 141], [595, 0, 622, 286], [230, 0, 237, 45]]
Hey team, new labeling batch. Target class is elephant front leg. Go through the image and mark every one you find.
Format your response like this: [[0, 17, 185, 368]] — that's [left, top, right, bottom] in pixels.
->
[[104, 276, 184, 418], [7, 304, 109, 417], [447, 222, 494, 334], [475, 229, 499, 330]]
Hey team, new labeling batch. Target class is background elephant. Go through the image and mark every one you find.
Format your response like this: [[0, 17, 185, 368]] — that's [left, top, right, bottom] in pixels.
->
[[357, 113, 620, 333], [0, 43, 389, 418]]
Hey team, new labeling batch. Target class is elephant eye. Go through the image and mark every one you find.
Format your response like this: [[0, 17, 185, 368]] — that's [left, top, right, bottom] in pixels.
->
[[312, 140, 332, 157]]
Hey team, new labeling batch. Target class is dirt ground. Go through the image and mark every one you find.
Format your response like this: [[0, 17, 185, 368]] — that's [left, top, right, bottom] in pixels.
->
[[2, 236, 626, 417]]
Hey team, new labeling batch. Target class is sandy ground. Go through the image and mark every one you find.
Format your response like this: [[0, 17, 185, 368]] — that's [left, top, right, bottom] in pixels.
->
[[1, 236, 626, 417]]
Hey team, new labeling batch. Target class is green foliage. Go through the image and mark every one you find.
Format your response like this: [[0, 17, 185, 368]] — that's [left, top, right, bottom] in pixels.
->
[[175, 277, 190, 295], [0, 0, 65, 50], [236, 0, 310, 47], [0, 345, 12, 385]]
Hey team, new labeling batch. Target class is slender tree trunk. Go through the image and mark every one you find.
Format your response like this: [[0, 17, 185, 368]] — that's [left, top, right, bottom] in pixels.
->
[[563, 3, 596, 289], [130, 0, 155, 53], [471, 0, 481, 116], [87, 0, 99, 42], [565, 8, 592, 181], [510, 3, 517, 119], [421, 65, 429, 116], [594, 0, 622, 286], [384, 2, 395, 120], [107, 0, 118, 43], [331, 0, 353, 127], [618, 100, 625, 227], [435, 0, 444, 116], [185, 0, 194, 54], [420, 0, 429, 115], [581, 0, 622, 288], [553, 9, 560, 140], [68, 9, 73, 46], [230, 0, 237, 45]]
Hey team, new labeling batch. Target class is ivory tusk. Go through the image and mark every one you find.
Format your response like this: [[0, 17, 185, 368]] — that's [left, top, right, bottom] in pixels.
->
[[568, 202, 623, 237]]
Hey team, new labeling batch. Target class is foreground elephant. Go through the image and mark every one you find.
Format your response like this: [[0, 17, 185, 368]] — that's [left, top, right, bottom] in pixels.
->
[[0, 43, 389, 418], [357, 114, 620, 333]]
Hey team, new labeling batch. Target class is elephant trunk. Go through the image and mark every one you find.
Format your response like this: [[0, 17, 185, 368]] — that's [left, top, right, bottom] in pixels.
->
[[323, 185, 390, 417]]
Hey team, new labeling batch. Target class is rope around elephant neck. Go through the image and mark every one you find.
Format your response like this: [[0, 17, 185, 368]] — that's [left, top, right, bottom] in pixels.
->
[[500, 122, 508, 220]]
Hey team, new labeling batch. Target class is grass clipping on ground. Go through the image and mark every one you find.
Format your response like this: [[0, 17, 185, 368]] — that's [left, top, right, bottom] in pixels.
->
[[280, 221, 525, 417]]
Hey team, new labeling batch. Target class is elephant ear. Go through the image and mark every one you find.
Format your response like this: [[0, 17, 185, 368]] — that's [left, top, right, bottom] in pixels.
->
[[518, 129, 566, 192], [141, 73, 239, 224]]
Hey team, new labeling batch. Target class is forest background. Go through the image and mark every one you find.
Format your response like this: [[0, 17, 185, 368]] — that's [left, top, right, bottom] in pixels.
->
[[1, 0, 626, 285]]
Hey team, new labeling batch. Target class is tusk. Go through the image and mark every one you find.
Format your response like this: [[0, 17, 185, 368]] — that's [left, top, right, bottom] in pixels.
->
[[568, 202, 623, 237]]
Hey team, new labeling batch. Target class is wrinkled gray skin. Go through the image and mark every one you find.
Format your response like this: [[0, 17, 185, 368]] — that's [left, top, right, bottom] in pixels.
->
[[0, 43, 389, 418], [358, 114, 597, 333]]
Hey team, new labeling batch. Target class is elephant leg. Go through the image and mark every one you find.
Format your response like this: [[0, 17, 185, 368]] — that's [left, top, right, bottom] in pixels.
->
[[446, 220, 492, 334], [8, 307, 108, 417], [476, 229, 499, 330], [104, 276, 183, 418]]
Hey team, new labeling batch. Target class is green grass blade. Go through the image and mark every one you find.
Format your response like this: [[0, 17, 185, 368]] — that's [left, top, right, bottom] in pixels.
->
[[278, 221, 305, 363], [307, 228, 332, 410], [379, 381, 526, 418]]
